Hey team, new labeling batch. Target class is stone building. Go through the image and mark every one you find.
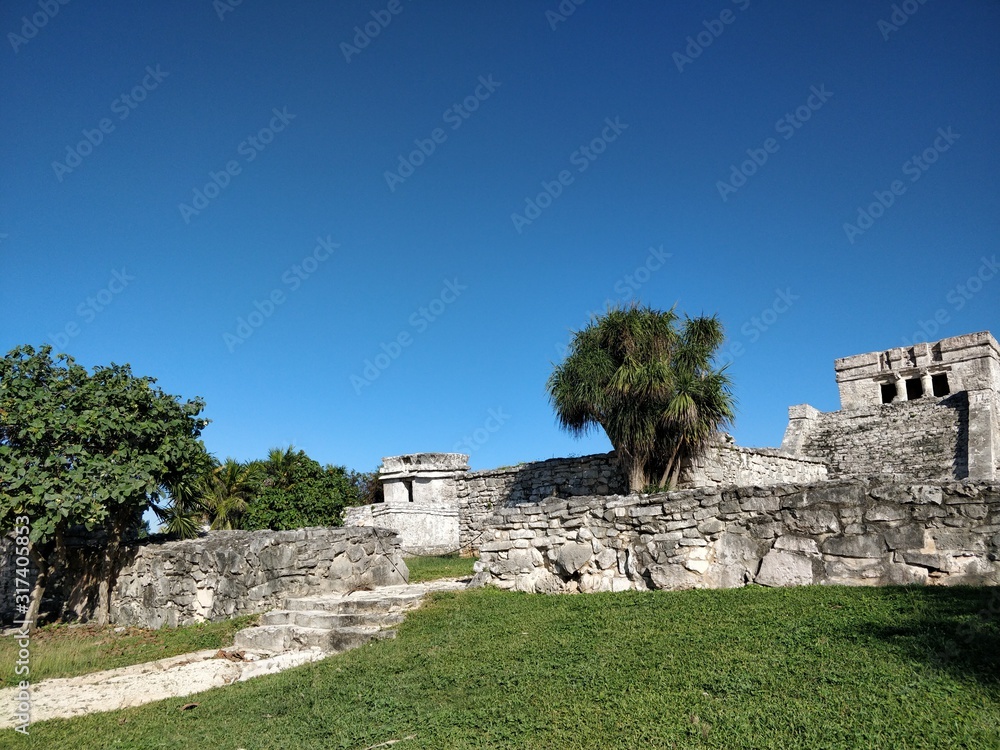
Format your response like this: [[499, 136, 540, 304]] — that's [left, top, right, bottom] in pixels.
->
[[782, 331, 999, 481], [344, 453, 468, 555]]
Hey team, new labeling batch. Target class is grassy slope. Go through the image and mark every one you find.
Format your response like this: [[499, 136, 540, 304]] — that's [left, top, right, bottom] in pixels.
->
[[0, 616, 258, 687], [11, 585, 999, 749], [404, 554, 476, 583]]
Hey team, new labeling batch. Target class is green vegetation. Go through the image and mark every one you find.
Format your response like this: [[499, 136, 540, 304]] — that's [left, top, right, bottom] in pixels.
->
[[241, 446, 360, 531], [0, 615, 257, 688], [173, 446, 374, 533], [0, 344, 209, 626], [16, 586, 999, 749], [405, 554, 476, 583], [548, 305, 735, 492]]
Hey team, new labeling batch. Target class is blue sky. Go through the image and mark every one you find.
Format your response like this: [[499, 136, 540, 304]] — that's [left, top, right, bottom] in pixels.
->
[[1, 0, 997, 473]]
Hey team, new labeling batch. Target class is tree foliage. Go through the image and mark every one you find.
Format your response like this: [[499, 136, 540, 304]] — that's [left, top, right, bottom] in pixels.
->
[[547, 305, 735, 492], [240, 446, 358, 531], [0, 345, 208, 625]]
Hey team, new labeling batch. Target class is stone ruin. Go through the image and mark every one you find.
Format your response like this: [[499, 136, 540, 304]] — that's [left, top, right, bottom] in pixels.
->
[[352, 331, 1000, 592], [782, 330, 999, 481], [3, 332, 997, 626]]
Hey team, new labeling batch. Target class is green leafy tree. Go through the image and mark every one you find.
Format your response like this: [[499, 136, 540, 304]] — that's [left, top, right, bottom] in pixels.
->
[[0, 345, 208, 627], [346, 467, 383, 506], [547, 305, 735, 492], [242, 446, 357, 530]]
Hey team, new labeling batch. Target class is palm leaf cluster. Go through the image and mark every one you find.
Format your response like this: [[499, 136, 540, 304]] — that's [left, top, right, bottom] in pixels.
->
[[547, 305, 735, 491], [156, 446, 369, 537]]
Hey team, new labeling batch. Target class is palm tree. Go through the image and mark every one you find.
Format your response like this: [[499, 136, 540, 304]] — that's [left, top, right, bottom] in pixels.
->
[[259, 445, 301, 491], [547, 304, 734, 492], [200, 458, 258, 530], [155, 448, 215, 539]]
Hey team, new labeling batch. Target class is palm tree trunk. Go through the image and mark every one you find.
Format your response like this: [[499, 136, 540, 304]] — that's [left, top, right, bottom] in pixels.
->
[[659, 442, 683, 488], [668, 459, 683, 490]]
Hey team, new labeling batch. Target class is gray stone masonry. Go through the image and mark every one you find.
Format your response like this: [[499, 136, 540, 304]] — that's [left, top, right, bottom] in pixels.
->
[[683, 439, 828, 488], [109, 526, 408, 628], [790, 394, 969, 481], [456, 453, 628, 553], [783, 331, 999, 481], [471, 480, 1000, 593]]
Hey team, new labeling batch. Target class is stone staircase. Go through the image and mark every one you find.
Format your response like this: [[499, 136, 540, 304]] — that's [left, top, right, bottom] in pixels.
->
[[232, 580, 467, 657], [0, 579, 470, 729]]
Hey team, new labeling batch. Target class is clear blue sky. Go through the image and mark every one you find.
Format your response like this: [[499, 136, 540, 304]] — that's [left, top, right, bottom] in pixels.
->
[[2, 1, 997, 473]]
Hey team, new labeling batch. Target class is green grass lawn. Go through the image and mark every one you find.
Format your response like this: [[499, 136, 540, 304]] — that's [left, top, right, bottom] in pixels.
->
[[10, 585, 999, 749], [0, 615, 258, 687], [405, 554, 476, 583]]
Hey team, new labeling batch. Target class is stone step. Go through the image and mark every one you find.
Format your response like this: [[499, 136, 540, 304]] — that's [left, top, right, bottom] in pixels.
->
[[233, 624, 392, 654], [261, 609, 405, 629], [283, 592, 424, 614], [232, 581, 466, 660]]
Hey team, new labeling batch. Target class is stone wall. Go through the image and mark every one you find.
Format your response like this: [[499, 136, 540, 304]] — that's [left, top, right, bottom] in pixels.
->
[[110, 526, 408, 628], [472, 480, 1000, 593], [456, 453, 627, 553], [791, 394, 969, 480], [1, 526, 408, 628], [343, 504, 459, 556], [683, 442, 828, 488]]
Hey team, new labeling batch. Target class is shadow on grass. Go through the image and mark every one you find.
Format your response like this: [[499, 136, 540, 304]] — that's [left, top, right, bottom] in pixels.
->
[[855, 585, 1000, 693]]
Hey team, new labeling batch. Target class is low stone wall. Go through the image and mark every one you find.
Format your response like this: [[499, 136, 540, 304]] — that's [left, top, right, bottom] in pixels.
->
[[682, 443, 828, 489], [472, 480, 1000, 593], [109, 526, 408, 628], [457, 453, 627, 552]]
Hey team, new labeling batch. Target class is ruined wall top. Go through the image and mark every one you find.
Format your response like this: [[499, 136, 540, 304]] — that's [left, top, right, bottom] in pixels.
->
[[834, 331, 999, 410], [380, 453, 470, 478]]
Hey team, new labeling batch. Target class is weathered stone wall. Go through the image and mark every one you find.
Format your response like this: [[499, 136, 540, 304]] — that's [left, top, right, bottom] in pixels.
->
[[343, 504, 459, 556], [793, 394, 969, 480], [456, 453, 627, 553], [0, 526, 408, 628], [683, 442, 828, 488], [110, 526, 408, 628], [472, 480, 1000, 593]]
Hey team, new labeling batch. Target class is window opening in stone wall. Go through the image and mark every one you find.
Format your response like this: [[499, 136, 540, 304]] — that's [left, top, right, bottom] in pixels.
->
[[880, 383, 896, 404], [403, 477, 413, 502], [932, 373, 950, 397], [905, 378, 923, 400]]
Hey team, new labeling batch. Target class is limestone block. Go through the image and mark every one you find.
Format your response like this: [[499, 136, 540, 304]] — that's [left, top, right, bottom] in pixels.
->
[[756, 550, 814, 587], [822, 534, 886, 558], [773, 536, 820, 555], [931, 529, 986, 553], [823, 556, 885, 580], [697, 518, 725, 534], [648, 564, 700, 590], [864, 505, 909, 522], [900, 551, 951, 572], [554, 542, 594, 575], [595, 548, 618, 569], [785, 509, 840, 535], [684, 559, 711, 574]]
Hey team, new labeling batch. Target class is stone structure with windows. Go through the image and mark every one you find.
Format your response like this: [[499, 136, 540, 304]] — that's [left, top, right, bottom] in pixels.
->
[[782, 331, 999, 481]]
